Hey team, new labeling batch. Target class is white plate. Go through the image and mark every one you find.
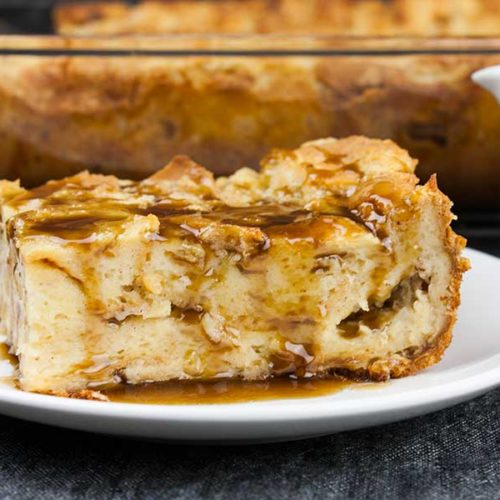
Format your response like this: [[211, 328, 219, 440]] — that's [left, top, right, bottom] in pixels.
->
[[0, 248, 498, 444]]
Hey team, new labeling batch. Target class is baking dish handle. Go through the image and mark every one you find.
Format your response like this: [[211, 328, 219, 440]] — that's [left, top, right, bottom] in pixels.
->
[[472, 66, 500, 103]]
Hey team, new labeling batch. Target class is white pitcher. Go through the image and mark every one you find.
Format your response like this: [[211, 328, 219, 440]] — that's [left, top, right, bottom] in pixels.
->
[[472, 66, 500, 103]]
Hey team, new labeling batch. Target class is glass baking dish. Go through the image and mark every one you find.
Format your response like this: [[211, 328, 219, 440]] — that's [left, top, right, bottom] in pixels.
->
[[0, 34, 499, 211], [0, 1, 499, 215]]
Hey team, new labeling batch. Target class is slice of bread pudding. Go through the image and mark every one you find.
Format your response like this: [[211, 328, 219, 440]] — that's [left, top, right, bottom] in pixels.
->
[[0, 137, 468, 395]]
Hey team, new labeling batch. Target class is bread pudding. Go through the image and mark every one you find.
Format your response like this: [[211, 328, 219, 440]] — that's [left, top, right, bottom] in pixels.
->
[[0, 137, 468, 396]]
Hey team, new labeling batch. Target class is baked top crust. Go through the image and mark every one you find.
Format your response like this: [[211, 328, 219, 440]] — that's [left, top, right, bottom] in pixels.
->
[[0, 137, 469, 394], [55, 0, 500, 36], [5, 136, 418, 245]]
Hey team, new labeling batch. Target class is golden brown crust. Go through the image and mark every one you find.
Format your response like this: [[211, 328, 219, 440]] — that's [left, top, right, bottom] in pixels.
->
[[55, 0, 500, 37], [54, 1, 129, 32], [147, 155, 214, 186], [375, 176, 469, 380], [325, 175, 469, 382], [6, 136, 417, 244]]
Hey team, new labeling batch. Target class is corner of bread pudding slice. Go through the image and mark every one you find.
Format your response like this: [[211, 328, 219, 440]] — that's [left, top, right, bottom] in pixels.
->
[[0, 136, 468, 394]]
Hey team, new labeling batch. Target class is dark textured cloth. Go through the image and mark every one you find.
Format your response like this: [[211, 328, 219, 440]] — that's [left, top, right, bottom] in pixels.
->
[[0, 238, 497, 499]]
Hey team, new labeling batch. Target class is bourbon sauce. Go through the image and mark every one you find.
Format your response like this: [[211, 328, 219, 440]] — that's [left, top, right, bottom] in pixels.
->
[[103, 378, 356, 405]]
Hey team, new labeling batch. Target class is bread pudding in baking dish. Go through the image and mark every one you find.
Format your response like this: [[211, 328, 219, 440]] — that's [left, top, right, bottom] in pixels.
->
[[0, 36, 499, 208], [55, 0, 500, 36]]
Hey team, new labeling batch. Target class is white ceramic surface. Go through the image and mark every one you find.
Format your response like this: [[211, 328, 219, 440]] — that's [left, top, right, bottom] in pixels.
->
[[472, 65, 500, 102], [0, 248, 498, 444]]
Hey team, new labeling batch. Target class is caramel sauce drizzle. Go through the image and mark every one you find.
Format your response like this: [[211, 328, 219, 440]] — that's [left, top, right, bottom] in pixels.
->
[[28, 212, 130, 240], [103, 377, 354, 405], [9, 167, 407, 254], [23, 203, 363, 240]]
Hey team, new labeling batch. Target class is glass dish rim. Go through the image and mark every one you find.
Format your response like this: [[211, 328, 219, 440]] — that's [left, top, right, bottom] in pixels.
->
[[1, 34, 500, 56]]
